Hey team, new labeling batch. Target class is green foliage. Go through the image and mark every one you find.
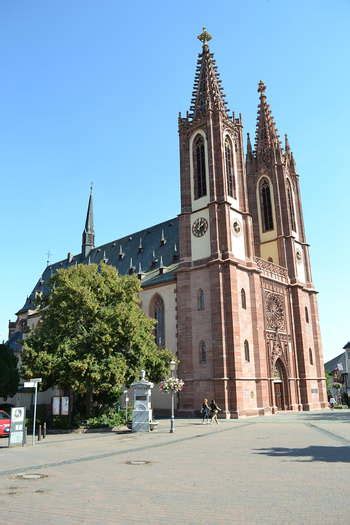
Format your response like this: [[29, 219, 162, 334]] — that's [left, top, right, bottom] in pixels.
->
[[0, 344, 20, 399], [21, 263, 173, 416], [325, 369, 334, 394], [86, 409, 126, 429]]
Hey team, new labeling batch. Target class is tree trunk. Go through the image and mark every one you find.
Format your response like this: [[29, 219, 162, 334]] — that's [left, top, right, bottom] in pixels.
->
[[85, 385, 93, 418]]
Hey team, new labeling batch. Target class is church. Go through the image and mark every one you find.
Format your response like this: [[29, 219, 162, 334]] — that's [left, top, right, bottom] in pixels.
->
[[9, 28, 327, 417]]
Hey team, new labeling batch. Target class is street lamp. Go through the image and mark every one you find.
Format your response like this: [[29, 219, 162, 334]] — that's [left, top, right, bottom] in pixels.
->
[[23, 377, 42, 446], [170, 359, 176, 433], [123, 389, 129, 422]]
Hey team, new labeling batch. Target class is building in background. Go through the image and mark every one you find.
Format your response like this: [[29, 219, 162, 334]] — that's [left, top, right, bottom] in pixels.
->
[[7, 29, 327, 417], [325, 342, 350, 401]]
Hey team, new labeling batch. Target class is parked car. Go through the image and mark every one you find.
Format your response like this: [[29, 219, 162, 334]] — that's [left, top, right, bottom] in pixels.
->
[[0, 410, 11, 437], [0, 403, 14, 414]]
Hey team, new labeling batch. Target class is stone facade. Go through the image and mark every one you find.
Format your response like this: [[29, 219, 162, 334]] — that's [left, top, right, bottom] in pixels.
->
[[7, 30, 327, 417]]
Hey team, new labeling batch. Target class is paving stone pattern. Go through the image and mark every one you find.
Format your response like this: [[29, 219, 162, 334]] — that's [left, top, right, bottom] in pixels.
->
[[0, 411, 349, 524]]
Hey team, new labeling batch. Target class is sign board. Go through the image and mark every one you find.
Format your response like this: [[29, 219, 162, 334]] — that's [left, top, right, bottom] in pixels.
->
[[52, 396, 70, 416], [52, 396, 61, 416], [9, 407, 26, 447], [24, 381, 35, 388], [61, 397, 69, 416]]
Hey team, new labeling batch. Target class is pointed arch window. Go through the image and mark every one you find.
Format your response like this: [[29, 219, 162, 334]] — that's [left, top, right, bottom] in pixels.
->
[[305, 306, 309, 324], [244, 340, 250, 362], [150, 294, 165, 347], [260, 179, 274, 232], [193, 134, 207, 199], [309, 348, 314, 365], [286, 179, 297, 232], [241, 288, 246, 310], [224, 136, 236, 198], [197, 289, 205, 311], [199, 340, 207, 364]]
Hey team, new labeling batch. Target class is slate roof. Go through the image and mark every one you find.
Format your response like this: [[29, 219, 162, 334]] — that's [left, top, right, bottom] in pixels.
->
[[19, 217, 179, 313]]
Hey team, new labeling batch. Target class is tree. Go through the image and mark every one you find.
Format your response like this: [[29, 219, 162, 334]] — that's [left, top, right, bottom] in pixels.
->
[[21, 263, 173, 416], [0, 344, 20, 399]]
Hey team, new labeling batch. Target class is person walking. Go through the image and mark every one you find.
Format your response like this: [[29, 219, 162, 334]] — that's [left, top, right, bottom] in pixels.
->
[[201, 398, 211, 424], [210, 399, 221, 424], [329, 396, 336, 410]]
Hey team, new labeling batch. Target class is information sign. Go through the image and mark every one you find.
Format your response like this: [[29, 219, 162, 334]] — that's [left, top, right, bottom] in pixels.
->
[[9, 407, 26, 447], [52, 396, 61, 416], [61, 396, 69, 416]]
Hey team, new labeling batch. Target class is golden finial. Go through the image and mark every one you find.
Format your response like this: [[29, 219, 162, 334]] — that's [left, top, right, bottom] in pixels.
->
[[197, 27, 212, 45]]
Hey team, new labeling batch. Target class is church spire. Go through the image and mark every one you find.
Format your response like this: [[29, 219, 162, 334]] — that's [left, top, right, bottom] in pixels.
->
[[189, 28, 229, 119], [254, 81, 280, 158], [82, 185, 95, 258]]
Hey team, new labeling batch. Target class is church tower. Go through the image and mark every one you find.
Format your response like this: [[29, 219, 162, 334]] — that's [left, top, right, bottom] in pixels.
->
[[177, 29, 267, 417], [82, 186, 95, 258], [246, 82, 327, 410]]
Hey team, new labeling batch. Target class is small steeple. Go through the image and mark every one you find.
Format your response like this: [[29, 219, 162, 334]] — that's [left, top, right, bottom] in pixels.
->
[[159, 256, 164, 275], [160, 229, 166, 246], [188, 28, 229, 119], [246, 132, 253, 160], [129, 257, 135, 275], [137, 262, 144, 280], [82, 184, 95, 258], [254, 81, 280, 158]]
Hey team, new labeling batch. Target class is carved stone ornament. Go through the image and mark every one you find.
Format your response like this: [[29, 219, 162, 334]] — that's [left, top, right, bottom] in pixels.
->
[[265, 292, 285, 330]]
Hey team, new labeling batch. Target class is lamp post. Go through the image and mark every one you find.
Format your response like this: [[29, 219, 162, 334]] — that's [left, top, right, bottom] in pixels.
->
[[170, 359, 176, 433], [123, 389, 129, 422]]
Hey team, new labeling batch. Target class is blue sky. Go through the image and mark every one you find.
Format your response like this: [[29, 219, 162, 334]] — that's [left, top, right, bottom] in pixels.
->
[[0, 1, 349, 361]]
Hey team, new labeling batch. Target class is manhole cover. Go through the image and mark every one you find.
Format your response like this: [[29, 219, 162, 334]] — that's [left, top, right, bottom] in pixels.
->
[[15, 473, 47, 480], [126, 460, 151, 466]]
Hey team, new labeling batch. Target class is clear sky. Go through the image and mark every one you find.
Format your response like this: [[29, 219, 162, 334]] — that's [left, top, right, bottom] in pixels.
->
[[0, 1, 349, 361]]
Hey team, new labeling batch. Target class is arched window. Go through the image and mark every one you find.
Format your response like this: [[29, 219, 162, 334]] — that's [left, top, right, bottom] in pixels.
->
[[309, 348, 313, 365], [241, 288, 246, 310], [199, 340, 207, 363], [286, 179, 297, 232], [244, 340, 250, 362], [197, 289, 205, 311], [150, 294, 165, 347], [260, 178, 274, 232], [193, 135, 207, 199], [305, 306, 309, 324], [224, 137, 236, 198]]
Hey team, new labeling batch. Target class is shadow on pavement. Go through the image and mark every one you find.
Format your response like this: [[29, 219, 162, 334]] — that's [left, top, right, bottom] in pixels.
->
[[254, 445, 350, 463]]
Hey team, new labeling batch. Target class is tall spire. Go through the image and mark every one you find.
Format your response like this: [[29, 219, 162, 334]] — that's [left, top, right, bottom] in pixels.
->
[[82, 184, 95, 258], [189, 28, 229, 119], [254, 81, 280, 157]]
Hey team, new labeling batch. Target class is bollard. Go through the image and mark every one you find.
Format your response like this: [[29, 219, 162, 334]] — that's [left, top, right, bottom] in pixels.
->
[[38, 424, 42, 442], [43, 422, 47, 439]]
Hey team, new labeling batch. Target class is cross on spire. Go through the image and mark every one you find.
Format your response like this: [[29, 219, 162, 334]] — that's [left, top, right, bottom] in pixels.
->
[[197, 27, 212, 46]]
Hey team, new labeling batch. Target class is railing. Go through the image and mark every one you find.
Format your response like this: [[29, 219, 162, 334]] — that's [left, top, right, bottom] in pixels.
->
[[255, 257, 289, 283]]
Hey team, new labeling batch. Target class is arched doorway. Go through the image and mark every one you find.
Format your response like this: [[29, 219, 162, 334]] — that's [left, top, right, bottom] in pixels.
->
[[272, 359, 289, 411]]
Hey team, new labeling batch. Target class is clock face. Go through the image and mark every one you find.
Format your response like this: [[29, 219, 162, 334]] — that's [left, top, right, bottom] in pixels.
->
[[192, 217, 208, 238], [233, 220, 241, 235]]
